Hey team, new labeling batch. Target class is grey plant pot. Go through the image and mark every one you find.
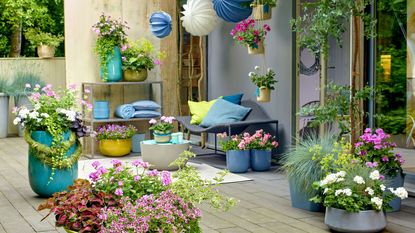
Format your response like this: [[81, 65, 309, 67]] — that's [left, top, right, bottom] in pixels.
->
[[324, 207, 387, 233], [0, 93, 9, 138], [386, 171, 405, 212]]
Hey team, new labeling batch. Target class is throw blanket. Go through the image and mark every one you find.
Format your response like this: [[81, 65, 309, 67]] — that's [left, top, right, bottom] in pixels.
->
[[115, 104, 135, 119]]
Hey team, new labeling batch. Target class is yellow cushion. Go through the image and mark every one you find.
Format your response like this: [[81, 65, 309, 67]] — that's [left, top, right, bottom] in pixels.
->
[[188, 99, 217, 125]]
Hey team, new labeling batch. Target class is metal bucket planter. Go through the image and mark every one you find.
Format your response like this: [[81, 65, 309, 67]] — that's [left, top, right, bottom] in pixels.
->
[[37, 45, 56, 58], [257, 87, 271, 102], [27, 131, 80, 197], [123, 69, 148, 82], [0, 93, 9, 138], [100, 46, 122, 82], [131, 133, 146, 153], [289, 182, 324, 212], [248, 41, 264, 55], [324, 207, 387, 233], [250, 149, 271, 171], [226, 150, 250, 173], [153, 131, 172, 143], [252, 4, 272, 20], [387, 171, 405, 212]]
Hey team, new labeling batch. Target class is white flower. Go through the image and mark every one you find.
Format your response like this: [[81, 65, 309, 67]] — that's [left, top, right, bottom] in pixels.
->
[[323, 188, 330, 194], [371, 197, 383, 210], [353, 176, 365, 185], [34, 103, 41, 110], [18, 108, 30, 118], [391, 187, 408, 200], [335, 189, 343, 196], [337, 171, 346, 178], [40, 113, 49, 118], [336, 178, 345, 182], [248, 72, 255, 77], [343, 188, 352, 196], [254, 66, 260, 70], [28, 111, 39, 119], [13, 117, 21, 125], [380, 184, 386, 191], [365, 187, 374, 196], [369, 170, 380, 180]]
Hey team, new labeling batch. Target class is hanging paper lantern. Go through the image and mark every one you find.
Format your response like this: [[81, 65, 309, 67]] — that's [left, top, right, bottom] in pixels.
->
[[212, 0, 252, 23], [149, 11, 172, 38], [181, 0, 220, 36]]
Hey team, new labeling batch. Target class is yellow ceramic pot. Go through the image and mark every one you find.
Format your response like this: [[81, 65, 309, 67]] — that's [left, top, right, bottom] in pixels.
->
[[99, 139, 132, 157], [252, 4, 272, 20], [37, 45, 56, 58], [257, 87, 271, 102], [248, 41, 264, 55], [123, 69, 148, 82]]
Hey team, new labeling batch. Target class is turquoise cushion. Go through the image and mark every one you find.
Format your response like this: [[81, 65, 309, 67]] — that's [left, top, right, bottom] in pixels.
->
[[223, 93, 244, 105], [200, 99, 251, 128], [131, 100, 161, 111]]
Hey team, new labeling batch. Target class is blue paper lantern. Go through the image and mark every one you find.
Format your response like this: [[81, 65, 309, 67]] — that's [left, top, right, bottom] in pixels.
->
[[149, 11, 172, 39], [212, 0, 252, 23]]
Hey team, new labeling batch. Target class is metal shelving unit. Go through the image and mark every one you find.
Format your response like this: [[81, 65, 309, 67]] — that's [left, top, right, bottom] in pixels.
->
[[82, 81, 163, 158]]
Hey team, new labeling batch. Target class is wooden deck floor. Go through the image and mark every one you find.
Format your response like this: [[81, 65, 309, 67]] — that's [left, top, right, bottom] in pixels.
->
[[0, 137, 414, 233]]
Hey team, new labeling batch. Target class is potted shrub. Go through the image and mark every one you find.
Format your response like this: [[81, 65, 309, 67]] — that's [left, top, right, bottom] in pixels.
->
[[92, 13, 128, 82], [0, 78, 12, 138], [311, 165, 408, 232], [218, 132, 250, 173], [121, 39, 164, 82], [13, 84, 90, 197], [249, 66, 277, 102], [244, 129, 278, 171], [354, 128, 406, 212], [230, 19, 271, 55], [24, 28, 64, 58], [149, 116, 175, 143], [251, 0, 277, 20], [95, 124, 136, 157], [281, 134, 337, 212]]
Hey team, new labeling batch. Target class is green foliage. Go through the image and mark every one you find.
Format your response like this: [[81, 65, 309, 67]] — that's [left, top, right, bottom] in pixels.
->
[[251, 0, 277, 7], [122, 39, 164, 71], [24, 28, 63, 47], [0, 78, 12, 95], [280, 133, 336, 196], [249, 66, 278, 90], [9, 71, 45, 97]]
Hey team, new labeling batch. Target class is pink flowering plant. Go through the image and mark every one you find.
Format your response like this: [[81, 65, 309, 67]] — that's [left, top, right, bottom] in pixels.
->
[[94, 124, 136, 140], [217, 133, 245, 151], [149, 116, 175, 134], [354, 128, 404, 176], [230, 18, 271, 49], [121, 38, 165, 72], [242, 129, 279, 150]]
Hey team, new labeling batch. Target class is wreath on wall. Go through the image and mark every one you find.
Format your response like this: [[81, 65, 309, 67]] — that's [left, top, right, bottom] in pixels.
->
[[300, 47, 320, 76]]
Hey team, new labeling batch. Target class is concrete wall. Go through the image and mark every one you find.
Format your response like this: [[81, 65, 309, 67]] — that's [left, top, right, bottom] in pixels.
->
[[207, 0, 294, 150]]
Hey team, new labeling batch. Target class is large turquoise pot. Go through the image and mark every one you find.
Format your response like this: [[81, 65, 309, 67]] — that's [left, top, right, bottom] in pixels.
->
[[250, 149, 271, 171], [100, 46, 122, 82], [29, 131, 78, 197], [226, 150, 250, 173]]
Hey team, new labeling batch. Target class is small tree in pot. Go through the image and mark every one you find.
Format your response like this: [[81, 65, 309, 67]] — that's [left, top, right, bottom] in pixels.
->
[[24, 28, 64, 58]]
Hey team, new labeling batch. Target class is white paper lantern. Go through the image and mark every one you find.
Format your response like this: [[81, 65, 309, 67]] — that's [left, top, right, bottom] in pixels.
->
[[181, 0, 220, 36]]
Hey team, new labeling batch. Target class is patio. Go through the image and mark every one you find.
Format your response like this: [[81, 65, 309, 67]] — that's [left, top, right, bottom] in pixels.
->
[[1, 137, 414, 233]]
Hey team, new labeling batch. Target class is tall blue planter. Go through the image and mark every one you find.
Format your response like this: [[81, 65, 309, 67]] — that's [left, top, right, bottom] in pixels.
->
[[289, 181, 324, 212], [226, 150, 250, 173], [251, 149, 271, 171], [29, 131, 78, 197], [387, 172, 405, 212], [100, 46, 122, 82]]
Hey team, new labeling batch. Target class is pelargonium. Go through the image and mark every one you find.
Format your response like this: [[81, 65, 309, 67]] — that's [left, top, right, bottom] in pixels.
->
[[230, 18, 271, 48], [354, 128, 404, 177], [149, 116, 175, 133]]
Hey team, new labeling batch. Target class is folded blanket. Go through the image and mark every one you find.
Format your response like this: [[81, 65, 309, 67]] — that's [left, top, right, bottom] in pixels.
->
[[115, 104, 135, 119], [132, 110, 161, 118]]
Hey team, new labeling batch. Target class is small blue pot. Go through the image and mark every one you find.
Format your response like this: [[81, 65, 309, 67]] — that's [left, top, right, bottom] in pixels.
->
[[132, 133, 146, 153], [387, 172, 405, 212], [29, 131, 78, 197], [289, 181, 324, 212], [251, 149, 271, 171], [100, 46, 122, 82], [226, 150, 250, 173], [93, 101, 110, 119]]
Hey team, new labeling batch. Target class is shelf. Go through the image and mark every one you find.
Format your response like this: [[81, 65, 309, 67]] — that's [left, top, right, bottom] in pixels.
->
[[82, 81, 162, 86], [83, 117, 156, 123]]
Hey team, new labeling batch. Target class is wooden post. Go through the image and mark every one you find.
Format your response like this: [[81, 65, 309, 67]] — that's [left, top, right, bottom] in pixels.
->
[[319, 42, 328, 137]]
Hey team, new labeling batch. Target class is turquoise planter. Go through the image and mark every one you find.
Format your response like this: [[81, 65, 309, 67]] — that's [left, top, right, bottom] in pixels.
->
[[250, 149, 271, 171], [226, 150, 250, 173], [100, 46, 122, 82], [28, 131, 78, 197], [93, 100, 110, 119], [289, 181, 324, 212]]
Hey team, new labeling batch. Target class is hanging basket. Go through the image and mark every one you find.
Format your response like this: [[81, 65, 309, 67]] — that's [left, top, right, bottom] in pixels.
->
[[248, 41, 265, 55], [252, 4, 272, 21], [257, 87, 271, 102]]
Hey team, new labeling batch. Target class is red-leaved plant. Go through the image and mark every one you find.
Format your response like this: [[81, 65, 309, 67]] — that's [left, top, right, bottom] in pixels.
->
[[38, 179, 119, 233]]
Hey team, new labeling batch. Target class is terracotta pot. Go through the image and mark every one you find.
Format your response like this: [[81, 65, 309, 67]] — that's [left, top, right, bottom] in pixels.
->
[[153, 131, 172, 143], [257, 87, 271, 102], [248, 41, 264, 55], [99, 139, 132, 157], [123, 69, 148, 82], [37, 45, 56, 58], [252, 4, 272, 20]]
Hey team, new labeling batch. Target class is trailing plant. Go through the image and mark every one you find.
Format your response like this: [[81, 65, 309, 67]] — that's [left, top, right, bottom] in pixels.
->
[[92, 13, 128, 80], [230, 18, 271, 48], [38, 179, 119, 233], [249, 66, 278, 90], [94, 124, 136, 141], [149, 116, 175, 133], [121, 39, 165, 71], [24, 28, 64, 48], [251, 0, 277, 7]]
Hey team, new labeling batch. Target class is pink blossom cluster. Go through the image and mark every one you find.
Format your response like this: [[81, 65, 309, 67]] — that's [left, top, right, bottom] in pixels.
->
[[218, 129, 279, 151], [230, 18, 271, 47], [91, 13, 129, 39], [100, 190, 201, 233]]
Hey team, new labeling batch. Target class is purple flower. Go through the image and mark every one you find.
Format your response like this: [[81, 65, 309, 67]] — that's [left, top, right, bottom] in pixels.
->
[[149, 119, 157, 124], [381, 156, 389, 162], [365, 161, 378, 168], [161, 171, 172, 186], [147, 169, 159, 177], [92, 160, 101, 169], [89, 171, 100, 182], [379, 175, 385, 180], [115, 188, 123, 196], [354, 142, 363, 147], [134, 175, 141, 181], [364, 128, 372, 134], [111, 159, 122, 167], [118, 181, 123, 186]]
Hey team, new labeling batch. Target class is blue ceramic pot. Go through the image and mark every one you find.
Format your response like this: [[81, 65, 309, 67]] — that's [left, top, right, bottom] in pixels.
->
[[251, 149, 271, 171], [132, 133, 146, 153], [289, 181, 324, 212], [29, 131, 78, 197], [93, 101, 110, 119], [387, 171, 405, 212], [100, 46, 122, 82], [226, 150, 250, 173]]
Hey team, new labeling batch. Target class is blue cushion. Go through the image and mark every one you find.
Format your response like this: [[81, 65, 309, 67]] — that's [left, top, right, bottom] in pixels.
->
[[131, 100, 161, 111], [200, 99, 251, 128], [223, 93, 243, 105], [132, 110, 161, 118]]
